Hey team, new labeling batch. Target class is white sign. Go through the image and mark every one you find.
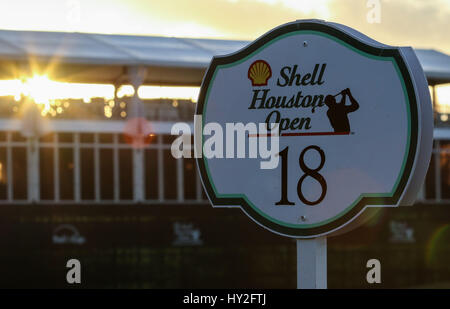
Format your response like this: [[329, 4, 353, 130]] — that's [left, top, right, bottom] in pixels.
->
[[195, 20, 433, 238]]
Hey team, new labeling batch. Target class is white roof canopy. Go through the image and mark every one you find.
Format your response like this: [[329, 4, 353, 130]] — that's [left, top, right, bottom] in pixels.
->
[[0, 29, 448, 86]]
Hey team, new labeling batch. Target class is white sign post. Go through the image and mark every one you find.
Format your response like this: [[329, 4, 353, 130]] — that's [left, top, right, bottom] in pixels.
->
[[297, 238, 327, 289], [195, 20, 433, 289]]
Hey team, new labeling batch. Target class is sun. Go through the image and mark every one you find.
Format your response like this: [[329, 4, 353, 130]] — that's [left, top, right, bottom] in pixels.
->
[[20, 74, 55, 114], [23, 75, 53, 103]]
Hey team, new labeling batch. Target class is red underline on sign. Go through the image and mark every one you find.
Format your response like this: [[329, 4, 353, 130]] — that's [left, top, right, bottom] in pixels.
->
[[248, 132, 350, 137]]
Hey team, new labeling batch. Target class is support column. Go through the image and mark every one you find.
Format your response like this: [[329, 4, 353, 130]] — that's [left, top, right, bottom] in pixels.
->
[[22, 99, 42, 202], [432, 85, 437, 122], [297, 237, 327, 289], [128, 66, 147, 202], [128, 66, 147, 119]]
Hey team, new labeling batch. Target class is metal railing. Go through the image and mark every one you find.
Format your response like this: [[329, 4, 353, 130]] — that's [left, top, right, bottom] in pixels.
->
[[0, 129, 207, 205]]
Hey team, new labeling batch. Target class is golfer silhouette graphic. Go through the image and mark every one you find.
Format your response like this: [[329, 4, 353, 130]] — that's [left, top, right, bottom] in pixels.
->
[[324, 88, 359, 133]]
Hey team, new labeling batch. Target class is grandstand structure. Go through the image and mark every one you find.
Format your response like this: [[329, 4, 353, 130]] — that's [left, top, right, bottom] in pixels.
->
[[0, 29, 450, 288], [0, 29, 448, 207]]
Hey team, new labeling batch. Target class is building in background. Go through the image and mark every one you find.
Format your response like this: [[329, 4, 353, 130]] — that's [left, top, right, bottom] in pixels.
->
[[0, 30, 449, 288]]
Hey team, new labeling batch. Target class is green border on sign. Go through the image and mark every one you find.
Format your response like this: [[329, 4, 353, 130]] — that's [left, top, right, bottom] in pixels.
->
[[201, 30, 411, 229]]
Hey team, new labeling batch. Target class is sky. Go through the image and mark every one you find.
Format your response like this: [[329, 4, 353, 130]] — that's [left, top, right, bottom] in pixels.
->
[[0, 0, 449, 54], [0, 0, 449, 110]]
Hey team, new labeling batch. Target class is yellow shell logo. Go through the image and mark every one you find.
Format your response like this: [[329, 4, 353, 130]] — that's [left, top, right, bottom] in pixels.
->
[[248, 60, 272, 86]]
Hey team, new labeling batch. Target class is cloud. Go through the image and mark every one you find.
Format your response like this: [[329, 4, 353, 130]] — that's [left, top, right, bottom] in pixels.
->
[[126, 0, 450, 54], [327, 0, 450, 53], [0, 0, 449, 54], [127, 0, 321, 39]]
